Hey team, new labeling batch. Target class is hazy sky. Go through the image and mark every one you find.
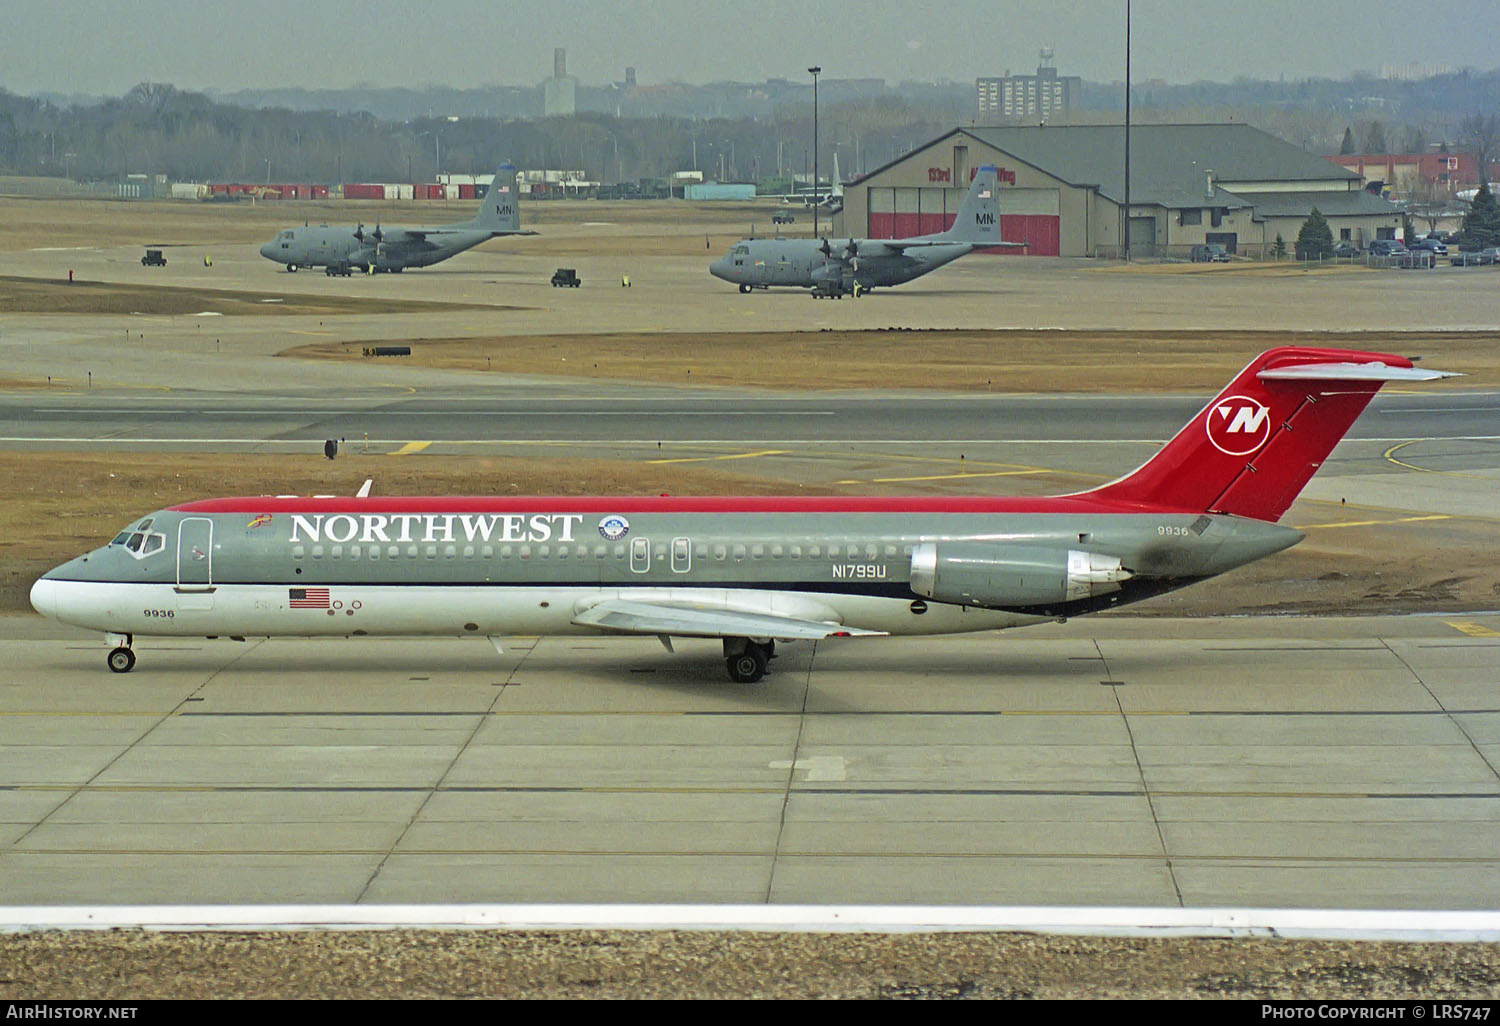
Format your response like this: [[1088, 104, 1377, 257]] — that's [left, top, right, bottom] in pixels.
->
[[7, 0, 1498, 96]]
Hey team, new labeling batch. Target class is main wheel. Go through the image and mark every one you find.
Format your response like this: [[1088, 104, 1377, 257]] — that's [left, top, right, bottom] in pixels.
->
[[107, 647, 136, 674], [725, 641, 769, 684]]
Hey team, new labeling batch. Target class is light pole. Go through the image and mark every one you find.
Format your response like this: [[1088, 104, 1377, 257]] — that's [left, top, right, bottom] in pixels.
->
[[809, 65, 821, 238], [1123, 0, 1132, 261]]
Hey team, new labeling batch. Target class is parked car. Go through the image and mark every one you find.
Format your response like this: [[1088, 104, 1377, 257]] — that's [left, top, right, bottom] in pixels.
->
[[1190, 244, 1230, 262], [1451, 247, 1499, 266], [1366, 240, 1407, 257], [1409, 237, 1449, 256], [1331, 241, 1360, 258], [772, 212, 795, 225], [550, 267, 581, 288]]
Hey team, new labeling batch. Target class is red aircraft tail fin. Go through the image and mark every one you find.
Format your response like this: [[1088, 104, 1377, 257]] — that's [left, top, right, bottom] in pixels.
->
[[1078, 347, 1456, 522]]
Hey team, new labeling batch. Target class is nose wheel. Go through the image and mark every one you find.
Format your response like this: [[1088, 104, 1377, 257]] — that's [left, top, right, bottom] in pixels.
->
[[106, 633, 136, 673]]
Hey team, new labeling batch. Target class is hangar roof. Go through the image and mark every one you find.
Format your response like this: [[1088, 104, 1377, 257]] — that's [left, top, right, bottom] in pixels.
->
[[862, 124, 1364, 210], [1231, 189, 1404, 219], [963, 124, 1359, 206]]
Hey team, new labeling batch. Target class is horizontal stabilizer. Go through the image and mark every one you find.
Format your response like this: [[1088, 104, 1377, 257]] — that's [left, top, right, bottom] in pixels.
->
[[1259, 362, 1461, 382]]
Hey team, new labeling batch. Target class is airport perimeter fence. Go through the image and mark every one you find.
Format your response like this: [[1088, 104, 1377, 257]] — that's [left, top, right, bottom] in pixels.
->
[[1090, 246, 1496, 271]]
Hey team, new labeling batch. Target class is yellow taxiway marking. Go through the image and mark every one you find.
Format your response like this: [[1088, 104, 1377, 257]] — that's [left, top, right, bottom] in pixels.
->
[[1384, 440, 1497, 481], [647, 449, 788, 465], [1296, 514, 1451, 530], [1447, 621, 1500, 638], [836, 469, 1047, 485], [389, 441, 431, 456]]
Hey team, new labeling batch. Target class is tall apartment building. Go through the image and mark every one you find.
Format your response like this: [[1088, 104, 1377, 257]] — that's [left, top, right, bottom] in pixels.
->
[[976, 50, 1079, 123]]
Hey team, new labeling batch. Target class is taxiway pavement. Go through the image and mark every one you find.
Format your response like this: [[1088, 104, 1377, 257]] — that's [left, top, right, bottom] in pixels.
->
[[2, 612, 1497, 909]]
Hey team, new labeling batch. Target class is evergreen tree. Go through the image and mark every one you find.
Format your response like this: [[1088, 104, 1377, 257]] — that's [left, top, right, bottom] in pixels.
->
[[1339, 126, 1357, 155], [1295, 208, 1334, 259], [1459, 182, 1500, 249], [1363, 121, 1389, 153]]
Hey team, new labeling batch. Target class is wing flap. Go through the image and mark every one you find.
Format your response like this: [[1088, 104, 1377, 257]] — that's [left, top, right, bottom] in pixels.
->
[[571, 598, 885, 641]]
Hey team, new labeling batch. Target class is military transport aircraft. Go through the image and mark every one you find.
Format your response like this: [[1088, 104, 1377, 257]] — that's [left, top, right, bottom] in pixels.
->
[[31, 347, 1454, 683], [710, 164, 1021, 297], [258, 163, 536, 275]]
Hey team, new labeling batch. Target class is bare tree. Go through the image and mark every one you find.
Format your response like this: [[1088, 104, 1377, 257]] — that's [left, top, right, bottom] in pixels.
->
[[1459, 112, 1499, 181]]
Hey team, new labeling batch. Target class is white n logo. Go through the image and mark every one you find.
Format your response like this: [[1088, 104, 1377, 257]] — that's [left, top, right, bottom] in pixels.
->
[[1224, 405, 1269, 434], [1206, 395, 1273, 456]]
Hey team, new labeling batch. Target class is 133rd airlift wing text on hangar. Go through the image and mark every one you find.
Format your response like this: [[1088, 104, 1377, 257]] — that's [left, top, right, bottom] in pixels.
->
[[31, 348, 1456, 684], [258, 163, 536, 276], [709, 164, 1023, 298]]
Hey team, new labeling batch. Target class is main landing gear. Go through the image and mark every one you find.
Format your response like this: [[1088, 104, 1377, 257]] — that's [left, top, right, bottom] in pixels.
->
[[106, 633, 135, 673], [724, 638, 776, 684]]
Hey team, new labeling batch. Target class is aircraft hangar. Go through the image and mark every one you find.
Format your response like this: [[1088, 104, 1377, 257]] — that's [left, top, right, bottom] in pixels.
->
[[833, 123, 1405, 258]]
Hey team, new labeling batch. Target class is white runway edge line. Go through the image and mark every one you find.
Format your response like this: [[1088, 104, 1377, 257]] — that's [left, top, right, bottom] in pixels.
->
[[3, 905, 1500, 941]]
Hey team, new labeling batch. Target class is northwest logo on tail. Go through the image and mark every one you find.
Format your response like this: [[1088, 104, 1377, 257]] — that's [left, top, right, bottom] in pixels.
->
[[1206, 396, 1272, 456]]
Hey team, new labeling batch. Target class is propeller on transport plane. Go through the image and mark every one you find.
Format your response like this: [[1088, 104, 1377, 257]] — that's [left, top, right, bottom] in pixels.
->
[[353, 222, 366, 242], [819, 237, 832, 257]]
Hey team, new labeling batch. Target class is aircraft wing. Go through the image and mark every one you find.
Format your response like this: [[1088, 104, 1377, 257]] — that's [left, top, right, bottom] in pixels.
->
[[406, 227, 539, 238], [878, 239, 1027, 252], [571, 597, 886, 641]]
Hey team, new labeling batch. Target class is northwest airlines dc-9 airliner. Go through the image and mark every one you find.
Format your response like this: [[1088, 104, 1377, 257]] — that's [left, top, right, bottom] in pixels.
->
[[32, 348, 1455, 683]]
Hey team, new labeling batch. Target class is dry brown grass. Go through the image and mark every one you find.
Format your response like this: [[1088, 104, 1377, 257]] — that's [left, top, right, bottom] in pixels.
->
[[0, 274, 492, 316], [284, 329, 1500, 392]]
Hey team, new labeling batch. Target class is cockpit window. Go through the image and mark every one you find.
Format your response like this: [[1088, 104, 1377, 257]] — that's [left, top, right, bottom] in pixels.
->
[[138, 518, 153, 531], [734, 245, 750, 255], [111, 528, 166, 559]]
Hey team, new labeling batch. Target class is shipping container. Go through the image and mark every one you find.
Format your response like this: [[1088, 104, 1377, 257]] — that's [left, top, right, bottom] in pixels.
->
[[458, 184, 475, 199], [685, 183, 757, 201]]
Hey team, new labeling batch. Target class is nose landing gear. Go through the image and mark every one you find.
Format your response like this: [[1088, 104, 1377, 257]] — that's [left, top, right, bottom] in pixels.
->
[[106, 633, 135, 673]]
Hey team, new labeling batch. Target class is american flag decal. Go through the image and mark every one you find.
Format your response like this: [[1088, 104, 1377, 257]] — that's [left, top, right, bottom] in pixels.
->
[[289, 587, 331, 609]]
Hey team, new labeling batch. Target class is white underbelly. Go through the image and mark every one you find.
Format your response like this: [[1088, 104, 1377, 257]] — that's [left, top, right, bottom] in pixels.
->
[[35, 581, 1042, 639]]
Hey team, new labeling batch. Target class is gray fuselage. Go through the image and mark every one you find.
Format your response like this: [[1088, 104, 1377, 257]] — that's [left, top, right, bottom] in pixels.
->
[[33, 500, 1302, 642], [259, 224, 495, 272], [710, 237, 973, 294]]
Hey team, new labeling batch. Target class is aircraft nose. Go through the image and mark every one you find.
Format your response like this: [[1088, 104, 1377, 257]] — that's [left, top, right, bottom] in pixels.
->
[[709, 258, 730, 281], [258, 242, 276, 260], [30, 576, 55, 619]]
